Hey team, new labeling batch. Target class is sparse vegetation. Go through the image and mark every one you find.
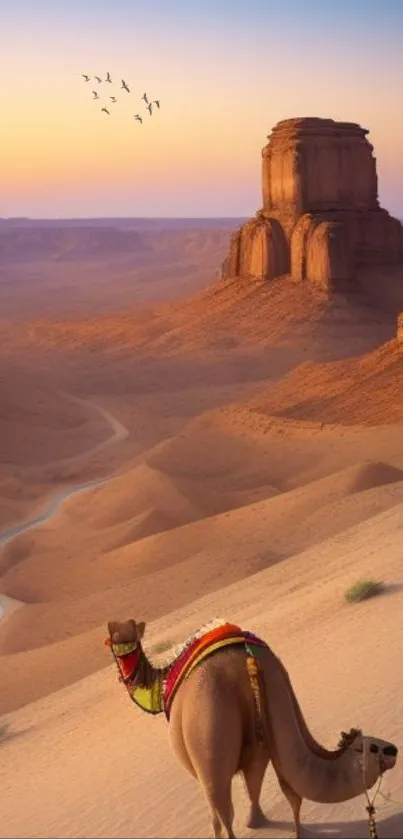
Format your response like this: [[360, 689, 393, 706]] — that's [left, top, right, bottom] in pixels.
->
[[0, 720, 9, 740], [151, 639, 174, 655], [344, 579, 384, 604]]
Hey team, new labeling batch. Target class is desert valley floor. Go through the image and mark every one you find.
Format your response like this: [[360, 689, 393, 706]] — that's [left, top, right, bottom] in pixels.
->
[[0, 218, 403, 838]]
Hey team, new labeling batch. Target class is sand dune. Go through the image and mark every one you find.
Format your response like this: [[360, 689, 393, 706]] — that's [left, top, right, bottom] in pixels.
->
[[0, 367, 116, 530], [12, 274, 396, 366], [1, 223, 403, 837], [1, 456, 403, 665], [78, 462, 199, 530], [145, 399, 403, 492], [249, 340, 403, 425], [1, 499, 402, 838], [2, 328, 403, 682], [2, 424, 401, 593], [0, 367, 106, 469], [100, 507, 181, 550], [0, 374, 131, 532], [7, 277, 322, 355]]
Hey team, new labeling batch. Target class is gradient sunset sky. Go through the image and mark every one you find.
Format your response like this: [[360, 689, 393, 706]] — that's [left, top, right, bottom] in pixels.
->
[[2, 0, 403, 217]]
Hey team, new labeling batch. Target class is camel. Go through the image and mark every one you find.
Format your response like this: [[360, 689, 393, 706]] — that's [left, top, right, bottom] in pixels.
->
[[106, 619, 398, 839]]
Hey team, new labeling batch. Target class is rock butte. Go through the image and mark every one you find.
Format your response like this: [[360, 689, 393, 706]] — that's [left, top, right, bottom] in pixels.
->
[[221, 117, 403, 295]]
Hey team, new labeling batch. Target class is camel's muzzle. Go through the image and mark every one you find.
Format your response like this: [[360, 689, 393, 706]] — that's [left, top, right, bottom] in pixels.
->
[[379, 756, 395, 774], [379, 744, 398, 774]]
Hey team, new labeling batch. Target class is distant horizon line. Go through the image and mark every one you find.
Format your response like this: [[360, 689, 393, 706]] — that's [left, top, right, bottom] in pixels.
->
[[0, 215, 249, 221]]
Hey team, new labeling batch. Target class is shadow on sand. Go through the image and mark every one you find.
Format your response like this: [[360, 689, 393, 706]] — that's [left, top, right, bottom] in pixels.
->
[[305, 809, 403, 838], [261, 809, 403, 838]]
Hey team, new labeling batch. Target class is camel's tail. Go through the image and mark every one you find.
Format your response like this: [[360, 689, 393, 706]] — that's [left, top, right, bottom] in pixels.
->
[[246, 654, 271, 747]]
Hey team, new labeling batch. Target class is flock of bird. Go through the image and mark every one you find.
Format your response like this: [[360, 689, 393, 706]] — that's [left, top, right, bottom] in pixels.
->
[[81, 72, 160, 122]]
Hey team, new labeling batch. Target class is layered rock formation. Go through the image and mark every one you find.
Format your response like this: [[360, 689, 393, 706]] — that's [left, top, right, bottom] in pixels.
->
[[222, 117, 403, 292], [398, 313, 403, 342]]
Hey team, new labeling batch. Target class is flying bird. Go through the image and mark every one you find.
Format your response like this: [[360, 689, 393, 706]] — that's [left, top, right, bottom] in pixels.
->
[[146, 102, 153, 115], [92, 90, 99, 99], [101, 107, 110, 115], [94, 75, 102, 83], [121, 79, 130, 93], [153, 99, 160, 109], [81, 74, 90, 82], [109, 96, 117, 103], [105, 72, 112, 83], [142, 92, 148, 104], [134, 114, 143, 123]]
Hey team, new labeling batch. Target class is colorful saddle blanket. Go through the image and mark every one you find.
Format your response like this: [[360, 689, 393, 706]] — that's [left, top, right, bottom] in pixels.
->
[[162, 620, 267, 719], [107, 619, 267, 719]]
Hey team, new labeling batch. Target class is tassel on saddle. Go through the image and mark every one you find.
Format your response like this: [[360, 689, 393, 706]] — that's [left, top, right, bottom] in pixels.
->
[[246, 653, 266, 745]]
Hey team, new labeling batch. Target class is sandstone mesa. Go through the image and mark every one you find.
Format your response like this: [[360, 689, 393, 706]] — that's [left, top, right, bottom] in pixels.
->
[[222, 117, 403, 298]]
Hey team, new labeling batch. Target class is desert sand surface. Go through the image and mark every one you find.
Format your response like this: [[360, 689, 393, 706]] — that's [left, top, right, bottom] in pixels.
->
[[1, 509, 403, 839], [0, 218, 242, 319], [1, 218, 403, 837]]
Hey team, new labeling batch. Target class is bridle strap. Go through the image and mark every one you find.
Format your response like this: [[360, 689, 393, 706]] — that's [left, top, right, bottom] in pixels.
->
[[105, 637, 141, 686], [361, 740, 382, 839]]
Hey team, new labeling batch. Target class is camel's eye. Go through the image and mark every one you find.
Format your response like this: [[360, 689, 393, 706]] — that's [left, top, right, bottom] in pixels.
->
[[370, 743, 380, 754]]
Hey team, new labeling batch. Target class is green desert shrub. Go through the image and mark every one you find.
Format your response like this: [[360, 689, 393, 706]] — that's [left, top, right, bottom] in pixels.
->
[[344, 579, 384, 604], [151, 638, 174, 655], [0, 720, 9, 740]]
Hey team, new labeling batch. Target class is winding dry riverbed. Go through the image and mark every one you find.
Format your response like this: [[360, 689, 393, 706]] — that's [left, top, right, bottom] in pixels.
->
[[0, 393, 129, 621]]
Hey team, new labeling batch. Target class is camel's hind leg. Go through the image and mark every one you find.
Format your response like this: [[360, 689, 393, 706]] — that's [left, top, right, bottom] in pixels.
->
[[169, 728, 235, 837], [191, 737, 238, 837], [205, 786, 235, 839], [277, 775, 302, 839], [242, 749, 270, 828], [175, 670, 243, 837]]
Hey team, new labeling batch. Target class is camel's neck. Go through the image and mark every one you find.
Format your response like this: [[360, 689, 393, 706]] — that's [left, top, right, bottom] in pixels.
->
[[266, 649, 365, 804], [112, 641, 167, 715], [281, 661, 349, 761]]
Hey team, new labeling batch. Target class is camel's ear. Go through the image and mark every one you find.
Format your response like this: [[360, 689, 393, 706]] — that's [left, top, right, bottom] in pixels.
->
[[136, 620, 146, 640]]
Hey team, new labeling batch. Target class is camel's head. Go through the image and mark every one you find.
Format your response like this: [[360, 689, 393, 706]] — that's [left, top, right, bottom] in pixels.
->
[[107, 619, 146, 647], [343, 729, 398, 787]]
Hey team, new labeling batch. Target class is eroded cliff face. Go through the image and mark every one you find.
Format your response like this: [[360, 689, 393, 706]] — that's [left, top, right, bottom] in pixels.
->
[[262, 118, 379, 218], [398, 313, 403, 342], [222, 214, 289, 282], [222, 117, 403, 293]]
